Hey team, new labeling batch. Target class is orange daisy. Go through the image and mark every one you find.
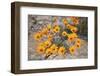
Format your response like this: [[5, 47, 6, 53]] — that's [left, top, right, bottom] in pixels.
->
[[69, 46, 76, 55], [37, 46, 45, 55], [58, 46, 66, 56], [62, 31, 67, 37]]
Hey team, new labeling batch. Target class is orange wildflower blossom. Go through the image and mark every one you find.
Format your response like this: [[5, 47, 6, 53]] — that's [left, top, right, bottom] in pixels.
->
[[36, 46, 45, 55], [69, 46, 76, 55], [75, 43, 81, 48], [71, 33, 78, 38], [66, 24, 73, 29], [45, 48, 53, 58], [76, 38, 81, 44], [53, 25, 60, 33], [47, 34, 53, 41], [67, 33, 78, 42], [33, 32, 42, 41], [50, 44, 58, 54], [62, 31, 67, 37], [73, 18, 79, 25], [58, 46, 66, 56], [62, 18, 68, 25], [75, 38, 81, 48], [44, 40, 52, 48], [71, 27, 78, 33], [67, 34, 74, 42], [70, 17, 79, 25], [42, 28, 48, 35]]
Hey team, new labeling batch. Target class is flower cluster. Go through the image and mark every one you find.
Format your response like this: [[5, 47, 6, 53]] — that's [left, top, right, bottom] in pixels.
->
[[33, 16, 81, 59]]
